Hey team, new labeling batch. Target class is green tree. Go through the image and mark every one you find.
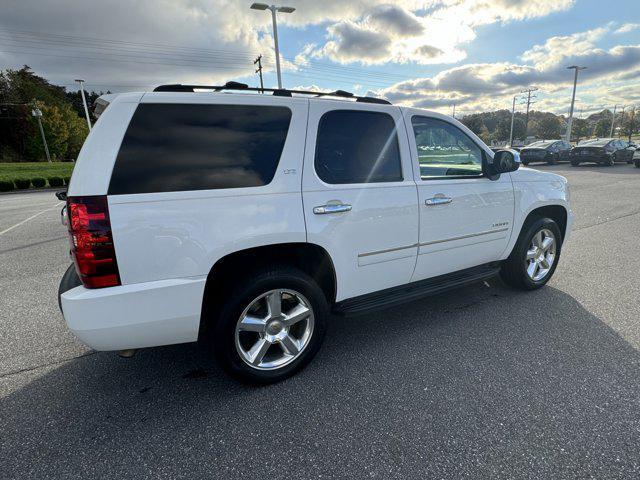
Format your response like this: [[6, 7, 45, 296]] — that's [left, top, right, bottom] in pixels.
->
[[593, 117, 610, 137], [25, 102, 69, 160], [531, 115, 562, 139], [571, 118, 590, 142], [461, 115, 485, 136], [620, 108, 639, 141], [512, 118, 526, 142]]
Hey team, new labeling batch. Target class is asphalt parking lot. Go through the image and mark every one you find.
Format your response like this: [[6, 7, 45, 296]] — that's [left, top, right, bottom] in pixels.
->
[[1, 164, 639, 479]]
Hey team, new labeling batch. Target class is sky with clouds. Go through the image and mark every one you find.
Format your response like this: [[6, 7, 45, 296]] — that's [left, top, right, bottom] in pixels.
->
[[0, 0, 638, 117]]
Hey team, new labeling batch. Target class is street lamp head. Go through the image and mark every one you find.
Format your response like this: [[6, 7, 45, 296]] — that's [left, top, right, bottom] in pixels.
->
[[31, 108, 42, 117], [74, 78, 85, 83], [277, 6, 295, 13], [567, 65, 587, 70], [250, 3, 269, 9]]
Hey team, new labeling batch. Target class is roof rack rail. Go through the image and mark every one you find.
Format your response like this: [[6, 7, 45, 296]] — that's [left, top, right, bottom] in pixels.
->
[[153, 82, 391, 105]]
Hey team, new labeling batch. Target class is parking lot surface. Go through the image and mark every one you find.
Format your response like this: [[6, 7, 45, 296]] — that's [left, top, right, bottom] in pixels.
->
[[1, 164, 639, 479]]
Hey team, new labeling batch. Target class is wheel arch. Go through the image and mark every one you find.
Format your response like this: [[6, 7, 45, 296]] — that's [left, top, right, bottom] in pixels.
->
[[524, 204, 568, 240], [198, 242, 337, 340]]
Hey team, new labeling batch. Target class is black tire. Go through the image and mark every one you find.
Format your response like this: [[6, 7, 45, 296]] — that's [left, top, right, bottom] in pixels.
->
[[522, 160, 529, 166], [547, 154, 557, 165], [607, 155, 616, 166], [211, 266, 329, 384], [635, 159, 640, 168], [58, 264, 81, 311], [500, 217, 562, 290], [570, 159, 580, 167]]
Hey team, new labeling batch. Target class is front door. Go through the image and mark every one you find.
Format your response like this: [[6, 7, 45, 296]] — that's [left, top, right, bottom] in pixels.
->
[[406, 112, 515, 281], [302, 103, 419, 302]]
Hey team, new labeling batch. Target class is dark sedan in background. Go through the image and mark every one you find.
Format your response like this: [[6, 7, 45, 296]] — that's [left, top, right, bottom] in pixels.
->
[[520, 140, 572, 165], [570, 138, 635, 166]]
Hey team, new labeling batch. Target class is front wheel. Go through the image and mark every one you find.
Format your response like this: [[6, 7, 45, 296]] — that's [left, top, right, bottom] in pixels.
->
[[500, 217, 562, 290], [635, 159, 640, 168], [607, 155, 616, 166], [570, 159, 580, 167], [211, 266, 328, 384], [547, 154, 557, 165]]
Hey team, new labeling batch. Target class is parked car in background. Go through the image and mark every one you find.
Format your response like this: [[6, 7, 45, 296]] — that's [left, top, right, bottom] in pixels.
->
[[570, 138, 635, 166], [520, 140, 572, 165]]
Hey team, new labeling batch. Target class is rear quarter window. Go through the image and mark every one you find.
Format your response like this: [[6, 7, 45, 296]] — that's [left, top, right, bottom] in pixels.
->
[[108, 103, 292, 195]]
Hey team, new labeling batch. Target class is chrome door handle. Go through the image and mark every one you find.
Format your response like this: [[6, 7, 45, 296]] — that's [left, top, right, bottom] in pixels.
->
[[313, 203, 352, 214], [425, 196, 452, 206]]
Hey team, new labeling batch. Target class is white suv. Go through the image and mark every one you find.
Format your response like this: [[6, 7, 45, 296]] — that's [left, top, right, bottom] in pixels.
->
[[59, 84, 572, 383]]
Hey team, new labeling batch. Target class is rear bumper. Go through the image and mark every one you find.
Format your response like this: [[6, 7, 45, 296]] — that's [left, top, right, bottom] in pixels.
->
[[61, 277, 206, 351]]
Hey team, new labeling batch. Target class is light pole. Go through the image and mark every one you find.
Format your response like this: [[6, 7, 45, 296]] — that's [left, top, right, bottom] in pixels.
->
[[31, 107, 51, 163], [509, 95, 518, 146], [609, 104, 619, 138], [565, 66, 586, 142], [75, 79, 92, 131], [250, 3, 295, 89]]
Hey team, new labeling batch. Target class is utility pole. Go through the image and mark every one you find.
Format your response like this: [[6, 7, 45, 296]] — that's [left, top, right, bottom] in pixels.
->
[[451, 103, 456, 118], [31, 106, 51, 163], [75, 78, 92, 131], [521, 87, 538, 139], [250, 3, 295, 89], [565, 65, 586, 142], [509, 95, 518, 146], [254, 55, 264, 93], [618, 106, 626, 137], [609, 104, 619, 138]]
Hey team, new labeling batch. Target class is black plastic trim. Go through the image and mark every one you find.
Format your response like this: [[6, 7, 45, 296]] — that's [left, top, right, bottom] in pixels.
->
[[333, 262, 502, 316]]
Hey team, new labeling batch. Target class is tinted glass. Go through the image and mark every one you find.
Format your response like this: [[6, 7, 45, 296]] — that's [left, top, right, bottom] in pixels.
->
[[109, 103, 292, 195], [583, 139, 610, 147], [314, 110, 402, 184], [412, 116, 483, 178], [527, 141, 551, 148]]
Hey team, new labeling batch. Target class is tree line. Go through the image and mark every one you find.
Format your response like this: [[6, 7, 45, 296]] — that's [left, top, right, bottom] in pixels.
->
[[0, 66, 104, 162], [460, 107, 639, 145]]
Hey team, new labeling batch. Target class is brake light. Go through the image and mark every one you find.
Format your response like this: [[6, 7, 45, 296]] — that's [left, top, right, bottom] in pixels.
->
[[66, 196, 121, 289]]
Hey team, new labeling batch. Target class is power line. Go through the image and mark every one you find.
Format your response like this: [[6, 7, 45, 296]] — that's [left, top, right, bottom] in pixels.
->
[[254, 55, 264, 92], [520, 87, 539, 137]]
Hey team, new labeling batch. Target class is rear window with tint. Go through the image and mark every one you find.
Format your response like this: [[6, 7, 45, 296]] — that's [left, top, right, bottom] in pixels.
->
[[108, 103, 292, 195], [314, 110, 402, 184]]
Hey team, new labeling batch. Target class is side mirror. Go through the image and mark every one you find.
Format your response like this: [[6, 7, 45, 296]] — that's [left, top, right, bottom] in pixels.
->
[[486, 149, 520, 179]]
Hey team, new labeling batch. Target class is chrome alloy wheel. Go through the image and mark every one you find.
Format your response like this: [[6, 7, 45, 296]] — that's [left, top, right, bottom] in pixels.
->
[[235, 289, 314, 370], [525, 228, 557, 281]]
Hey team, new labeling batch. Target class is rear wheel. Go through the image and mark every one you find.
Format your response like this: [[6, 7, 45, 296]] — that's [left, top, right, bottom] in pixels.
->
[[500, 217, 562, 290], [211, 266, 328, 384]]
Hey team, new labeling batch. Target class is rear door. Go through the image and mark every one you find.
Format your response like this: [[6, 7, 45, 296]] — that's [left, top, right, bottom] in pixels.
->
[[302, 102, 419, 302], [405, 110, 515, 281]]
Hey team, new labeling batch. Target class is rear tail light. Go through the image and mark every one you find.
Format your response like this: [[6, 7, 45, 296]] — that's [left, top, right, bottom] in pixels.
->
[[66, 195, 121, 289]]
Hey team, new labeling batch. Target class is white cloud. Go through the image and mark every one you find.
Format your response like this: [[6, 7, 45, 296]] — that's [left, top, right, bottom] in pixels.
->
[[615, 23, 640, 34], [377, 25, 640, 115], [308, 0, 576, 66]]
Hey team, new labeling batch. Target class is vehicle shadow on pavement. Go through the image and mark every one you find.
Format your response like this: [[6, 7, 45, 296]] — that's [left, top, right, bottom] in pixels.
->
[[2, 282, 639, 479]]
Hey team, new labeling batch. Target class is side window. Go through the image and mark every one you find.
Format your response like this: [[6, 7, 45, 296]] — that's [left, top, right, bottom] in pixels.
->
[[108, 103, 292, 195], [314, 110, 402, 184], [411, 116, 484, 179]]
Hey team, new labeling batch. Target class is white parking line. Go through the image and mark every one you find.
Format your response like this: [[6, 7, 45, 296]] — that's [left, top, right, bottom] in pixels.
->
[[0, 202, 63, 236]]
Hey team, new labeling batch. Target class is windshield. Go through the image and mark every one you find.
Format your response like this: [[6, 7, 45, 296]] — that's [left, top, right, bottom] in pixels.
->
[[526, 141, 552, 148], [579, 139, 611, 146]]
